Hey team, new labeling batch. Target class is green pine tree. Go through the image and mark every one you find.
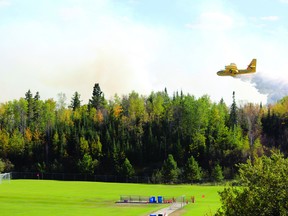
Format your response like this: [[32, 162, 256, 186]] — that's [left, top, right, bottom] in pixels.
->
[[185, 156, 202, 183]]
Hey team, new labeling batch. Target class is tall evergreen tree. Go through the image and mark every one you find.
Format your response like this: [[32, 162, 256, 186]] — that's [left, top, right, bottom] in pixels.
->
[[33, 91, 41, 123], [121, 158, 135, 178], [25, 90, 34, 126], [161, 154, 179, 183], [89, 83, 104, 110], [229, 91, 238, 128], [70, 92, 81, 111], [211, 163, 224, 182], [185, 156, 202, 183]]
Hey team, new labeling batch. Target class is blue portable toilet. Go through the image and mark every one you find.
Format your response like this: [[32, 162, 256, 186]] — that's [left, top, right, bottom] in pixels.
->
[[149, 196, 156, 203], [158, 196, 163, 203]]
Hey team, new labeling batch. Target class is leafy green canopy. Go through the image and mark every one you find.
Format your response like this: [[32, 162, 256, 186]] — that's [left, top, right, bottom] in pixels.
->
[[216, 151, 288, 216]]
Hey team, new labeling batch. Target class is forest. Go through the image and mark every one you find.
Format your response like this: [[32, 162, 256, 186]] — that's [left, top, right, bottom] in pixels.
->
[[0, 83, 288, 183]]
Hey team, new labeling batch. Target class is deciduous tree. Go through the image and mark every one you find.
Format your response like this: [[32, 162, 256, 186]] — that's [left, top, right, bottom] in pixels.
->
[[216, 151, 288, 216]]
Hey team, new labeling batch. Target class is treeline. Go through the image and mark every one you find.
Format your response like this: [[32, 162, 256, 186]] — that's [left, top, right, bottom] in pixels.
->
[[0, 83, 288, 183]]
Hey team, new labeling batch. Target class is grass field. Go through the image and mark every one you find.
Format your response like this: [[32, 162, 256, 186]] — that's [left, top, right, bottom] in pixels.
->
[[0, 180, 223, 216]]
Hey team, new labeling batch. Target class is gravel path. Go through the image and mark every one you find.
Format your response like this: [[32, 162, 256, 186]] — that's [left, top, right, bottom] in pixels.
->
[[148, 202, 185, 216]]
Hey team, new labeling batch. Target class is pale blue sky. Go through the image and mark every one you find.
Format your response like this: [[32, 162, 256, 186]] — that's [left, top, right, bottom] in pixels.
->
[[1, 0, 288, 104]]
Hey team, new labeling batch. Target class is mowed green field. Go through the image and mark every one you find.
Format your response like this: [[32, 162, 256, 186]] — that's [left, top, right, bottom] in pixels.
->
[[0, 180, 223, 216]]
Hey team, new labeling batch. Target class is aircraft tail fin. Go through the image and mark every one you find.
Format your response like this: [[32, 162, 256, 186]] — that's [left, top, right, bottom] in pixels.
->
[[247, 59, 257, 72]]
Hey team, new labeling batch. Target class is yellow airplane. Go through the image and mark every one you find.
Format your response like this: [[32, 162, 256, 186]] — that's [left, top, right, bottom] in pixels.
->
[[217, 59, 257, 77]]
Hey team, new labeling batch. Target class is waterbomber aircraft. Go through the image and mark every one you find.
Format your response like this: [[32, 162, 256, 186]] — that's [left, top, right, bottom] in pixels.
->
[[217, 59, 257, 77]]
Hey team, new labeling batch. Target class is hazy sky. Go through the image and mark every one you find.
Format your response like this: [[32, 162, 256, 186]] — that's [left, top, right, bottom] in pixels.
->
[[1, 0, 288, 105]]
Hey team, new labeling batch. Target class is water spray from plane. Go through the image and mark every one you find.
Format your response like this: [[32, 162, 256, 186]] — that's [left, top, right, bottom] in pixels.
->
[[241, 73, 288, 104]]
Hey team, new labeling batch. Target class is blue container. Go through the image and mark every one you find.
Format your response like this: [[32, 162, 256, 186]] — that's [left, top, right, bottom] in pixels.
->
[[158, 196, 163, 203], [149, 196, 156, 203]]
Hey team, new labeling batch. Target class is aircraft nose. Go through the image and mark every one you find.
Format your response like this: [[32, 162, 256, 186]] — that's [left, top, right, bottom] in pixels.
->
[[217, 71, 223, 76]]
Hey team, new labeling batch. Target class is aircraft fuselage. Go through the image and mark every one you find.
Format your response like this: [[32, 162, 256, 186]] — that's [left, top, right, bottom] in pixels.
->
[[217, 59, 257, 77], [217, 69, 256, 77]]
